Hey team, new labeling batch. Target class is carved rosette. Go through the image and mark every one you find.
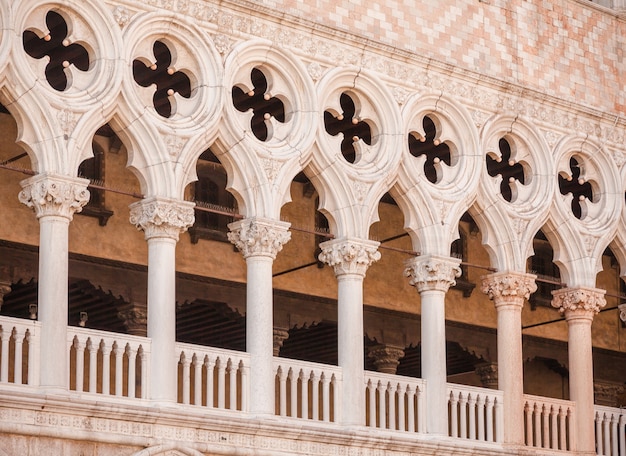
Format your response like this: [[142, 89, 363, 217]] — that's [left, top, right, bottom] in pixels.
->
[[129, 197, 195, 241], [551, 287, 606, 318], [404, 255, 461, 293], [481, 272, 537, 309], [19, 174, 90, 221], [367, 344, 405, 374], [318, 238, 381, 277], [227, 218, 291, 259]]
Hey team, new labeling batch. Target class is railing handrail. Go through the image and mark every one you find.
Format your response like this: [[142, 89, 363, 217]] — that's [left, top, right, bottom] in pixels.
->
[[365, 370, 426, 388], [176, 341, 250, 361], [594, 404, 626, 416], [447, 382, 504, 399], [523, 393, 576, 409], [273, 356, 342, 379], [68, 326, 151, 349], [0, 315, 41, 332]]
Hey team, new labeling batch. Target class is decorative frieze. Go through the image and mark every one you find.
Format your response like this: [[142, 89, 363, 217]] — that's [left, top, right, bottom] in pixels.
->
[[318, 238, 380, 277], [227, 218, 291, 259], [129, 197, 195, 241], [481, 272, 537, 308], [551, 287, 606, 316], [19, 173, 90, 221], [404, 255, 461, 293]]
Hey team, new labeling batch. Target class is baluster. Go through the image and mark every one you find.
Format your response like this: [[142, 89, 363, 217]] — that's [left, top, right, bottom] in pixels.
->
[[449, 392, 459, 438], [367, 379, 376, 427], [558, 407, 567, 451], [0, 326, 9, 383], [485, 397, 494, 442], [26, 329, 38, 386], [289, 368, 297, 418], [596, 412, 603, 456], [388, 383, 396, 431], [205, 357, 215, 408], [278, 366, 287, 416], [610, 414, 618, 456], [459, 393, 468, 439], [193, 354, 202, 406], [87, 339, 97, 393], [476, 395, 485, 441], [139, 346, 147, 399], [417, 384, 426, 433], [241, 361, 249, 412], [397, 384, 406, 432], [332, 374, 340, 423], [228, 359, 237, 410], [618, 415, 625, 456], [378, 381, 387, 429], [550, 405, 558, 450], [114, 342, 123, 396], [603, 413, 611, 456], [127, 345, 136, 399], [311, 372, 320, 420], [541, 404, 549, 448], [533, 403, 541, 446], [217, 357, 226, 409], [494, 396, 503, 443], [321, 373, 330, 422], [13, 328, 24, 385], [101, 340, 110, 395], [407, 385, 415, 433], [468, 394, 477, 440], [181, 353, 191, 404], [300, 370, 308, 419], [74, 336, 84, 392]]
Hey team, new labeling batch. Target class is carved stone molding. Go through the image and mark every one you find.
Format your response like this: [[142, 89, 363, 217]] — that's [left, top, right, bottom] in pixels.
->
[[481, 272, 537, 309], [129, 197, 195, 241], [273, 327, 290, 357], [404, 255, 461, 293], [227, 218, 291, 259], [18, 173, 90, 221], [619, 303, 626, 323], [367, 344, 405, 375], [475, 362, 499, 390], [318, 238, 381, 277], [551, 287, 606, 318]]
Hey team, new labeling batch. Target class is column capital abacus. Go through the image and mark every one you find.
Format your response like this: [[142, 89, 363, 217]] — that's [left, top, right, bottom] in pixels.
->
[[404, 255, 461, 293], [481, 271, 537, 309], [318, 238, 381, 277], [551, 286, 606, 319], [129, 197, 195, 241], [19, 173, 90, 221], [227, 218, 291, 259]]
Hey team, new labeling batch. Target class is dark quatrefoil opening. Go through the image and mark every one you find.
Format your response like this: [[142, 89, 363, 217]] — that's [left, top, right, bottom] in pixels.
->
[[133, 40, 192, 118], [324, 93, 372, 164], [232, 68, 285, 142], [558, 157, 593, 220], [23, 10, 90, 91], [408, 116, 451, 184], [486, 138, 526, 202]]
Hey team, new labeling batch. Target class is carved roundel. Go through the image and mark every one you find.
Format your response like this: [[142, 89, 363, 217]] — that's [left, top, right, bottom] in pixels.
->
[[124, 13, 222, 126], [223, 40, 317, 158], [316, 67, 402, 177], [16, 2, 122, 101]]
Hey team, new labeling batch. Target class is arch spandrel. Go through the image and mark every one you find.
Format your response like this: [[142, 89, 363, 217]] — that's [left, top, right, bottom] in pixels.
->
[[392, 93, 481, 256], [544, 135, 622, 286], [472, 115, 554, 271], [0, 0, 10, 76], [610, 163, 626, 279]]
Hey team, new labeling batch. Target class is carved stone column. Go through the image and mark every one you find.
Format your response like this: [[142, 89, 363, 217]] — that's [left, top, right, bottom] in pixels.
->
[[367, 344, 405, 374], [19, 173, 90, 392], [482, 272, 536, 446], [552, 287, 606, 455], [130, 196, 194, 404], [228, 217, 291, 415], [475, 362, 499, 389], [319, 237, 380, 426], [405, 255, 461, 435]]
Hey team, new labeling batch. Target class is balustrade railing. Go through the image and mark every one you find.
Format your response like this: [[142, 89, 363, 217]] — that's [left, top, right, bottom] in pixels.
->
[[523, 394, 574, 452], [595, 405, 626, 456], [274, 357, 341, 422], [447, 383, 503, 443], [365, 371, 425, 432], [0, 316, 40, 386], [176, 342, 249, 411], [68, 327, 150, 398]]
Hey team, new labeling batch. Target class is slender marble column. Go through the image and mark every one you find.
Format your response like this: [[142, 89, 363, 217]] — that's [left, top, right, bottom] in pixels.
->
[[19, 173, 90, 392], [228, 218, 291, 415], [482, 272, 536, 445], [130, 197, 195, 404], [552, 287, 606, 455], [319, 238, 380, 426], [405, 255, 461, 435]]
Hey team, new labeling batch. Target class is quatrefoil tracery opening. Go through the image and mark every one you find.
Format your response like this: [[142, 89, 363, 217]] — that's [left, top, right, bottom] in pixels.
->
[[22, 10, 90, 91], [486, 138, 526, 202], [324, 93, 372, 164], [408, 116, 450, 184], [232, 68, 285, 142], [558, 156, 594, 220], [132, 40, 192, 118]]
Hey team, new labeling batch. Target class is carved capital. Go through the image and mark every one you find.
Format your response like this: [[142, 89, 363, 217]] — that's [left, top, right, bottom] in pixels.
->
[[19, 173, 90, 221], [273, 327, 290, 357], [551, 287, 606, 318], [318, 238, 380, 277], [118, 305, 147, 337], [404, 255, 461, 293], [129, 197, 195, 241], [475, 362, 499, 389], [619, 303, 626, 323], [481, 272, 537, 309], [227, 218, 291, 259], [367, 344, 405, 374]]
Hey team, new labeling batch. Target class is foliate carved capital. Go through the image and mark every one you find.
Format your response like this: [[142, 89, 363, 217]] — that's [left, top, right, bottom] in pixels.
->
[[227, 218, 291, 259], [318, 238, 381, 277], [367, 344, 405, 375], [475, 362, 499, 389], [19, 173, 90, 221], [117, 306, 147, 337], [481, 272, 537, 308], [404, 255, 461, 293], [129, 197, 195, 241], [273, 327, 290, 357], [551, 287, 606, 317]]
